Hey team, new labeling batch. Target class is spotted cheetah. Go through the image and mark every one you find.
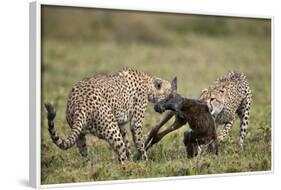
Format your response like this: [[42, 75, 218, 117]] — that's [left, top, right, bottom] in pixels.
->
[[44, 68, 177, 164], [200, 72, 252, 148]]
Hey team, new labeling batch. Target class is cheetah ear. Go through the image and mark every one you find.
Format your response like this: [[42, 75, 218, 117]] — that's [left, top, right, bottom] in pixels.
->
[[154, 78, 163, 89], [201, 88, 208, 93], [199, 88, 208, 98], [171, 77, 177, 91], [119, 69, 129, 77]]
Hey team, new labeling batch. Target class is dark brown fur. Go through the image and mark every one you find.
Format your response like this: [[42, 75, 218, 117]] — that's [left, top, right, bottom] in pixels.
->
[[147, 93, 218, 158]]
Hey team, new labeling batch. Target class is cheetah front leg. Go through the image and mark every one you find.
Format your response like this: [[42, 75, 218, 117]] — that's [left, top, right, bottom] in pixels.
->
[[218, 120, 234, 142], [130, 112, 147, 161], [237, 94, 252, 148]]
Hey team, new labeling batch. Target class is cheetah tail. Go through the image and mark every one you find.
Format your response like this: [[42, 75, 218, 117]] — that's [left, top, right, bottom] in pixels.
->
[[44, 102, 81, 150]]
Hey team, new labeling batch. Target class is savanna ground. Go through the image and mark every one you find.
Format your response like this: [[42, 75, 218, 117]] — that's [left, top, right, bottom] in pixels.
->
[[41, 6, 271, 185]]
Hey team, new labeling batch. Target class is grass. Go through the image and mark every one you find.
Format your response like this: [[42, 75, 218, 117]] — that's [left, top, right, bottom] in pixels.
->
[[41, 7, 271, 185]]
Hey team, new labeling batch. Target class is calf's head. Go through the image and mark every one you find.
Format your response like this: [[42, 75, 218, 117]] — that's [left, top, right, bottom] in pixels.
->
[[154, 79, 184, 114]]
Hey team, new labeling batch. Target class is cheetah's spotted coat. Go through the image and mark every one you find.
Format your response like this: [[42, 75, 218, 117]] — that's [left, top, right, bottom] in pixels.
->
[[45, 68, 176, 163], [200, 72, 252, 147]]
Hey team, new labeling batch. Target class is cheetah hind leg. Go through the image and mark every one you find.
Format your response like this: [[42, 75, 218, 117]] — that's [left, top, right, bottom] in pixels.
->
[[76, 134, 91, 167], [237, 94, 252, 149], [104, 124, 128, 164], [95, 101, 128, 164], [120, 126, 132, 161]]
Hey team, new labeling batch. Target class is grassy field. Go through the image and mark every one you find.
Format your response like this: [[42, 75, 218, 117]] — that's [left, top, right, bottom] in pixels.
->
[[41, 6, 271, 185]]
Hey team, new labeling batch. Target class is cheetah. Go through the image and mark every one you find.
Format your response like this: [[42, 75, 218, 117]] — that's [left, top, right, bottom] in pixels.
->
[[200, 71, 252, 148], [44, 68, 177, 164]]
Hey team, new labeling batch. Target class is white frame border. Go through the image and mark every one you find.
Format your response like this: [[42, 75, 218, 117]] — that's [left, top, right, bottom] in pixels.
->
[[29, 0, 274, 189], [30, 1, 41, 188]]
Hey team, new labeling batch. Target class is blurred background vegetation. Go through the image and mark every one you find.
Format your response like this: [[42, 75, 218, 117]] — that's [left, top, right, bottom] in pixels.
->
[[41, 5, 271, 185], [42, 6, 270, 44]]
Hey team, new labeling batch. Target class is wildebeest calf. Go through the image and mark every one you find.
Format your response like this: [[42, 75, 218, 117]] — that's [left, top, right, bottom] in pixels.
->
[[147, 92, 218, 158]]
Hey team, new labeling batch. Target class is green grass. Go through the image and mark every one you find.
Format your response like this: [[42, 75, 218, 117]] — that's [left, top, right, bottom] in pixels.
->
[[41, 8, 271, 185], [41, 35, 271, 184]]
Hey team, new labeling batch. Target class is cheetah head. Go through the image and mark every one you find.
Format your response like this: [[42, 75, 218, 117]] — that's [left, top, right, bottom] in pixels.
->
[[200, 88, 225, 117], [148, 77, 177, 104]]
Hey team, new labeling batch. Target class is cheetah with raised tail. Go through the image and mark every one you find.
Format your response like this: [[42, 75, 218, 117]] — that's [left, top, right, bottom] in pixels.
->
[[45, 68, 177, 164], [200, 72, 252, 148]]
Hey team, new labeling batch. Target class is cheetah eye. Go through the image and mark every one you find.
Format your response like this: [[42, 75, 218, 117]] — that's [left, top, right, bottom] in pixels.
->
[[157, 83, 162, 89], [154, 79, 162, 90], [210, 98, 215, 101]]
